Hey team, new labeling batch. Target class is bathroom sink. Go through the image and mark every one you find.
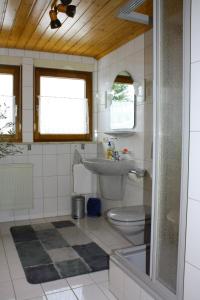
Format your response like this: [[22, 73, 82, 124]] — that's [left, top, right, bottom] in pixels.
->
[[82, 158, 136, 175]]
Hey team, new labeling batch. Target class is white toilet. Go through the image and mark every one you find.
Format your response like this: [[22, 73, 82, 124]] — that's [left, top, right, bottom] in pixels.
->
[[107, 205, 151, 245]]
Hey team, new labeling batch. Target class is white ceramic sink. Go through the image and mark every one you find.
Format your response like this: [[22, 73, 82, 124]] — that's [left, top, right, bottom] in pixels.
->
[[82, 158, 136, 175]]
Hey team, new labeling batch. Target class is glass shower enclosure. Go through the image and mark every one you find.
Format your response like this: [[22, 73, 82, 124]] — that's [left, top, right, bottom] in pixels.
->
[[151, 0, 190, 298]]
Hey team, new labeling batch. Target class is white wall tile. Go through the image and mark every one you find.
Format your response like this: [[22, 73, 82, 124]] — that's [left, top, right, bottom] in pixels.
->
[[57, 154, 71, 176], [188, 132, 200, 201], [0, 210, 14, 222], [23, 109, 33, 132], [28, 155, 43, 177], [124, 273, 141, 300], [141, 289, 154, 300], [22, 57, 33, 65], [56, 144, 71, 154], [191, 0, 200, 63], [24, 50, 40, 58], [43, 176, 57, 198], [30, 197, 44, 219], [28, 144, 43, 155], [58, 196, 71, 215], [33, 177, 43, 199], [184, 263, 200, 300], [44, 197, 58, 217], [22, 64, 33, 87], [190, 62, 200, 131], [8, 49, 24, 57], [12, 155, 28, 164], [43, 144, 57, 155], [186, 199, 200, 268], [54, 53, 68, 61], [85, 143, 97, 154], [22, 132, 33, 143], [58, 175, 70, 197], [23, 86, 33, 109], [71, 144, 85, 157], [14, 209, 30, 221], [109, 261, 124, 300], [39, 52, 54, 60], [134, 34, 144, 53], [43, 155, 57, 176]]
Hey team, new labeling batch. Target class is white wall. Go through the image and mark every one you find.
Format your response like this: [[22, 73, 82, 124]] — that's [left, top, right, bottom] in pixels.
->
[[97, 31, 153, 210], [0, 49, 98, 222], [0, 34, 153, 220], [184, 0, 200, 299]]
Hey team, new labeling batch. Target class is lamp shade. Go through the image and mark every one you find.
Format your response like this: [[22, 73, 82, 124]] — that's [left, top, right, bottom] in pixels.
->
[[61, 0, 72, 5], [50, 19, 62, 29], [66, 5, 76, 18]]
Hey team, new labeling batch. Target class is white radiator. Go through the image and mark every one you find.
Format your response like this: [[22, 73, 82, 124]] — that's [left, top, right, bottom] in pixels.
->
[[0, 164, 33, 210]]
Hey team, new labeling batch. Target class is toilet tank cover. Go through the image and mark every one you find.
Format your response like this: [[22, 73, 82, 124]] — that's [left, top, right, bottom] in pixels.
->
[[107, 205, 151, 222]]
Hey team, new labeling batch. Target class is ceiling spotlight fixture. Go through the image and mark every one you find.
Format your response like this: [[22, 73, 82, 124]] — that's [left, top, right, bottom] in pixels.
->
[[60, 0, 72, 5], [66, 5, 76, 18], [49, 9, 62, 29], [49, 0, 77, 29]]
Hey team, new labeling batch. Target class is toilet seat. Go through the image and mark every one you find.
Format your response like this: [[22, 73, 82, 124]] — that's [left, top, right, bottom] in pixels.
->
[[107, 205, 151, 224]]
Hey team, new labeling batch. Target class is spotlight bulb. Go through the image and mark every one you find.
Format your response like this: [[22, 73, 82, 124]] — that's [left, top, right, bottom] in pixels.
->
[[50, 19, 62, 29], [61, 0, 72, 4], [66, 5, 76, 18]]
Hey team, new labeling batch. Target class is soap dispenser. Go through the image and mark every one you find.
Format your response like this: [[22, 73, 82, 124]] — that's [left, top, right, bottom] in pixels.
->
[[106, 141, 113, 160]]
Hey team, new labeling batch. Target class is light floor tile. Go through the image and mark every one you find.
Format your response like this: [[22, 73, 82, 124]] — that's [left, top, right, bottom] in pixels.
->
[[67, 274, 94, 289], [42, 279, 70, 295], [98, 282, 117, 300], [13, 278, 44, 300], [141, 289, 154, 300], [46, 290, 77, 300], [30, 218, 46, 224], [89, 270, 108, 283], [0, 263, 11, 282], [29, 297, 47, 300], [0, 222, 15, 236], [73, 284, 108, 300], [0, 281, 16, 300], [4, 246, 25, 279]]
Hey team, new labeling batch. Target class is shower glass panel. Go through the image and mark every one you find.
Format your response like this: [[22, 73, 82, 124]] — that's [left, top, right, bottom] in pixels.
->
[[155, 0, 183, 293]]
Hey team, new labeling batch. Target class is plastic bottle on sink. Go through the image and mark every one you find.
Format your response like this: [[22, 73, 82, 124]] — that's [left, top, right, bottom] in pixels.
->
[[106, 141, 113, 160]]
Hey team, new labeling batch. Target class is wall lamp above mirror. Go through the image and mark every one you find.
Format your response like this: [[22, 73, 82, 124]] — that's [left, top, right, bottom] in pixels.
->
[[49, 0, 76, 29]]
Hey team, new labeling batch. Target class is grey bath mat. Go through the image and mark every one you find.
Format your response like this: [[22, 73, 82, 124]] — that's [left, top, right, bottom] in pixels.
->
[[10, 220, 109, 284]]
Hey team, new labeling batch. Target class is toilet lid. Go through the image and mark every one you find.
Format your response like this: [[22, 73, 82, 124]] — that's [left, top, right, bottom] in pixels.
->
[[107, 206, 151, 222]]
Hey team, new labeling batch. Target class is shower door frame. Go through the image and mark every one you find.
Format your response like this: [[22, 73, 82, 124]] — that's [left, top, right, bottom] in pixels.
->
[[150, 0, 191, 299]]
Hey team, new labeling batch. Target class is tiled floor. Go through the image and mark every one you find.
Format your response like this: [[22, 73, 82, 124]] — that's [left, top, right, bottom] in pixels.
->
[[0, 215, 130, 299]]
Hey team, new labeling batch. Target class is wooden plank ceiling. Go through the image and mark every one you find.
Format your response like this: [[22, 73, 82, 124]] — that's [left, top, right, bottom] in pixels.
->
[[0, 0, 152, 59]]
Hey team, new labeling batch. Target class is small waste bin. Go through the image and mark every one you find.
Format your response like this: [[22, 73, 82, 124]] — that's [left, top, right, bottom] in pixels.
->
[[71, 195, 85, 219]]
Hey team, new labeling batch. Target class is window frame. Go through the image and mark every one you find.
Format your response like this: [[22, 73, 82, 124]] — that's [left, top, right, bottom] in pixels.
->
[[34, 67, 93, 142], [0, 65, 22, 143]]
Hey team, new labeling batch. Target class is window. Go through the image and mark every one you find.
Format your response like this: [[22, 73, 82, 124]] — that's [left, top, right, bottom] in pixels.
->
[[0, 65, 21, 142], [34, 68, 93, 142]]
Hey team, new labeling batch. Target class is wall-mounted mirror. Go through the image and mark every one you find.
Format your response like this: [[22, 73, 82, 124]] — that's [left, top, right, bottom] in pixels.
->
[[110, 71, 135, 130]]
